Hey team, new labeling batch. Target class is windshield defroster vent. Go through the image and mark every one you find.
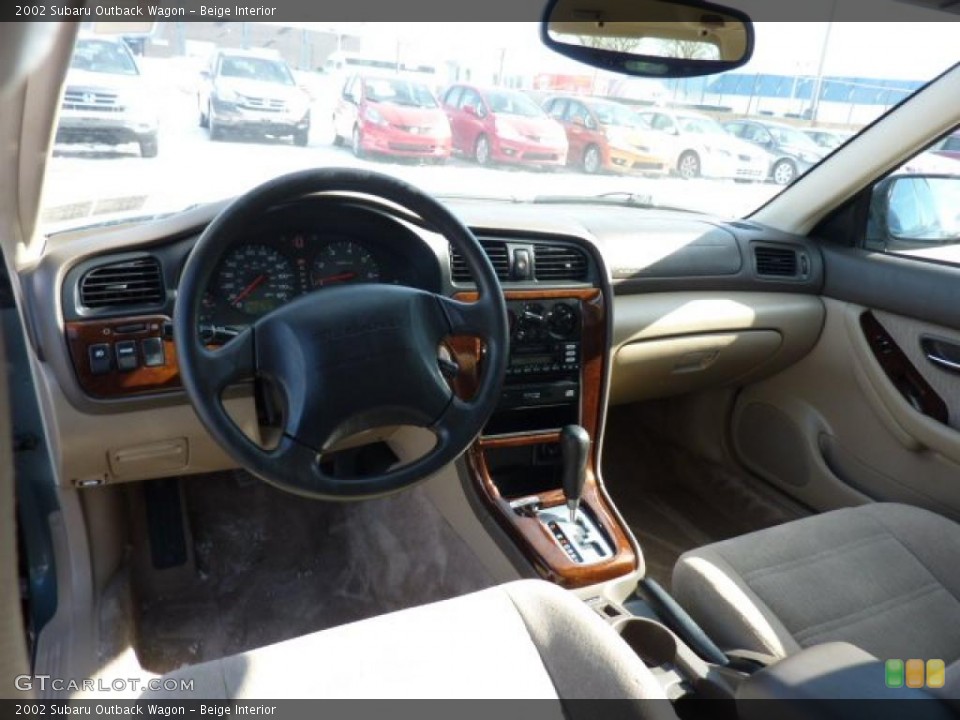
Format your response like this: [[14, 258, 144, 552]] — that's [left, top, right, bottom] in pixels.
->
[[79, 256, 165, 309], [534, 245, 588, 281], [450, 241, 510, 283], [754, 246, 799, 278]]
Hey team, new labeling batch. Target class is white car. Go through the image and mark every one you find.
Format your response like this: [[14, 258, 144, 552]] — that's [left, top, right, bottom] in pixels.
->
[[635, 109, 772, 181]]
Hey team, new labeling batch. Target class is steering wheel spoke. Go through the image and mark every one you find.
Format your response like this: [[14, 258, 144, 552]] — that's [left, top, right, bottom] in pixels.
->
[[200, 326, 256, 394], [435, 293, 500, 339]]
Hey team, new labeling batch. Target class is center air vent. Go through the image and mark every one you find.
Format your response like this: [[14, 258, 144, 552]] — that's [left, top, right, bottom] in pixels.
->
[[534, 245, 588, 281], [450, 241, 510, 282], [754, 246, 799, 278], [79, 256, 165, 309]]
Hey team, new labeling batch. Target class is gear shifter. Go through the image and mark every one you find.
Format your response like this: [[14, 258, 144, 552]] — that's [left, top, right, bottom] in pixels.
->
[[560, 424, 590, 522]]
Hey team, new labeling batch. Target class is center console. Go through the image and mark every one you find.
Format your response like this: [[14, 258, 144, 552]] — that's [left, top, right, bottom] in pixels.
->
[[449, 286, 638, 589]]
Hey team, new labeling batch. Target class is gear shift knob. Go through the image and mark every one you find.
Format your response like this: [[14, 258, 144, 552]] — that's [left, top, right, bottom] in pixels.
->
[[560, 425, 590, 522]]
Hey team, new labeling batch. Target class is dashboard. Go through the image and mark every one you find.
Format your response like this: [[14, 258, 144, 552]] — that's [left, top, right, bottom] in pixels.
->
[[19, 193, 829, 488]]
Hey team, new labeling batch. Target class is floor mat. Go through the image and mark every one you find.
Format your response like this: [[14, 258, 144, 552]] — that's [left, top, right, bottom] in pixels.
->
[[133, 470, 494, 674], [602, 412, 807, 589]]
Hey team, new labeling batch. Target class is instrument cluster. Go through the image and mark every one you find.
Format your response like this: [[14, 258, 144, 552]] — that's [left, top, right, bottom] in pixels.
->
[[194, 203, 441, 342]]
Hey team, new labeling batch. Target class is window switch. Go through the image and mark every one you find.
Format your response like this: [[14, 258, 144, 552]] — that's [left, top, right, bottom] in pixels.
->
[[142, 337, 165, 368], [115, 341, 139, 372], [88, 344, 111, 375]]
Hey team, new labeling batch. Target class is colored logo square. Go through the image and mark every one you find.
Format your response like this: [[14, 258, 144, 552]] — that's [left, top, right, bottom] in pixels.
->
[[906, 659, 925, 688], [886, 659, 904, 688], [927, 659, 946, 689]]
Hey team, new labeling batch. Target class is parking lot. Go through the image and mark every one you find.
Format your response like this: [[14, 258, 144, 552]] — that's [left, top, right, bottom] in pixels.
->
[[42, 58, 781, 231]]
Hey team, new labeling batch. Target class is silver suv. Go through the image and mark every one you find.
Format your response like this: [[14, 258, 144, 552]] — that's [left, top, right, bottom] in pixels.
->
[[197, 49, 311, 146], [56, 36, 159, 158]]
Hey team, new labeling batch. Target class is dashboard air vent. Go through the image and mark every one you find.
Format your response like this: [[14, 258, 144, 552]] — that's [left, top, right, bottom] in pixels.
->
[[79, 257, 165, 309], [450, 241, 510, 283], [754, 246, 798, 278], [534, 244, 588, 281]]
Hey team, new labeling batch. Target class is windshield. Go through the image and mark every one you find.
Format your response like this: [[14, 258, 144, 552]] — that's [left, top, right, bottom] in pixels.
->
[[219, 56, 295, 86], [485, 90, 545, 117], [42, 18, 960, 235], [70, 39, 138, 76], [364, 78, 438, 108]]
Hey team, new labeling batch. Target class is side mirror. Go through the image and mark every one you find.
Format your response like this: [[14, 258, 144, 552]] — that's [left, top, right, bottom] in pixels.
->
[[869, 174, 960, 251], [541, 0, 755, 79], [463, 104, 477, 117]]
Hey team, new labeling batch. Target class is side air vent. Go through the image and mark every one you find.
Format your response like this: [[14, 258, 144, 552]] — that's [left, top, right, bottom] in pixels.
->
[[534, 244, 588, 281], [450, 241, 510, 282], [79, 256, 165, 309], [754, 246, 799, 278]]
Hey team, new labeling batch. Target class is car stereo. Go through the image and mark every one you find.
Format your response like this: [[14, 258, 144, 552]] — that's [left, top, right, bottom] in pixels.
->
[[485, 299, 583, 434]]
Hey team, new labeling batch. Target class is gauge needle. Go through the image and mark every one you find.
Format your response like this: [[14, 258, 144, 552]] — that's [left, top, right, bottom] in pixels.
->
[[317, 272, 357, 286], [231, 274, 267, 307]]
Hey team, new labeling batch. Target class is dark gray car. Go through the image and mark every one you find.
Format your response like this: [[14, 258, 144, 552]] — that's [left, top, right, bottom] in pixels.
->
[[723, 119, 826, 186]]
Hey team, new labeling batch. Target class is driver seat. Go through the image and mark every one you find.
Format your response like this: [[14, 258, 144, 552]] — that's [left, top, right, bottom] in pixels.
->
[[142, 579, 670, 704]]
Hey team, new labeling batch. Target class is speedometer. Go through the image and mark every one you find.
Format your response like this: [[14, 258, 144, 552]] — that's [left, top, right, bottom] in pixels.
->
[[216, 244, 297, 317], [311, 240, 381, 288]]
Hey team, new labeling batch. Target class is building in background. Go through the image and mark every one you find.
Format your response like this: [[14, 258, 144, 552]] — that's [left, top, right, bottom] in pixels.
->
[[668, 72, 924, 126]]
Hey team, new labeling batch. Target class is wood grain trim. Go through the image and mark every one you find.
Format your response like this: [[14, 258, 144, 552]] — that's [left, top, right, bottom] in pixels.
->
[[65, 316, 180, 398], [861, 311, 949, 425], [468, 440, 636, 588], [457, 289, 637, 587]]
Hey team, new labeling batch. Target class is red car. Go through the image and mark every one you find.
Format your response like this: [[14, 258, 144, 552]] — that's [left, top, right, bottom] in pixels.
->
[[333, 74, 452, 162], [441, 84, 568, 168]]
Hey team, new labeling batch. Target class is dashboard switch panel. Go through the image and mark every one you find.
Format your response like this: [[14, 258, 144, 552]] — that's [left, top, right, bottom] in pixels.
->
[[115, 341, 139, 372], [88, 344, 112, 375], [66, 315, 181, 399], [142, 337, 165, 368]]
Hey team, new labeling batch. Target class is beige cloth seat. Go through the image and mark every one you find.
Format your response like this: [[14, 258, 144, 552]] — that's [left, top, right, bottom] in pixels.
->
[[142, 579, 670, 705], [673, 503, 960, 692]]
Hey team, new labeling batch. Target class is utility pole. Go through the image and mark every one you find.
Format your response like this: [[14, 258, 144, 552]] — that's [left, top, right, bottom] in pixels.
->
[[810, 14, 836, 124]]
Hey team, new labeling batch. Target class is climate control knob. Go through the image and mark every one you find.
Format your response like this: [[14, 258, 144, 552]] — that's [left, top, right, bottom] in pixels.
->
[[547, 302, 579, 338]]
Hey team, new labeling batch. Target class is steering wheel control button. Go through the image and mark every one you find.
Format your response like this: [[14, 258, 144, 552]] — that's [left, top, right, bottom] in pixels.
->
[[115, 340, 139, 372], [88, 343, 112, 375], [142, 337, 166, 367]]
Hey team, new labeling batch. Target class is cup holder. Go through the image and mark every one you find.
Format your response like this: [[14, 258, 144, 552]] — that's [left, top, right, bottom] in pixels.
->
[[614, 617, 679, 667]]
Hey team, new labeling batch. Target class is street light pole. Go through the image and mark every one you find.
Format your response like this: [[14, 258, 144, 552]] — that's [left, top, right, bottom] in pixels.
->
[[810, 12, 836, 124]]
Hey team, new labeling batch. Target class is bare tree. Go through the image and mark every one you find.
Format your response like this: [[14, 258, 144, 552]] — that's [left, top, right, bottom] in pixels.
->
[[658, 39, 719, 60], [576, 35, 643, 54]]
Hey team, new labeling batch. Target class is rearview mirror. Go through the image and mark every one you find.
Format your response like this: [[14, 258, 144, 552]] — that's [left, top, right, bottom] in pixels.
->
[[541, 0, 754, 79]]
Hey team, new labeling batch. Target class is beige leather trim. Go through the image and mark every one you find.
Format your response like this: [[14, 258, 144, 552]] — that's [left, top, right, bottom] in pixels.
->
[[611, 292, 824, 405], [843, 304, 960, 467], [732, 298, 960, 516]]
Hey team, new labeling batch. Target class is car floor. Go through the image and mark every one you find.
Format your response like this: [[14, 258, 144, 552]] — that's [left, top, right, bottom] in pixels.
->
[[126, 470, 495, 675], [602, 405, 809, 589]]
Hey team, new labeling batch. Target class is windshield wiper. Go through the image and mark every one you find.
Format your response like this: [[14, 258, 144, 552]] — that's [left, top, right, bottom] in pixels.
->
[[532, 192, 702, 214]]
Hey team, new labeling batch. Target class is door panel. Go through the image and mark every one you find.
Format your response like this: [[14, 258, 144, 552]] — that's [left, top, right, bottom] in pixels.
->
[[733, 296, 960, 522]]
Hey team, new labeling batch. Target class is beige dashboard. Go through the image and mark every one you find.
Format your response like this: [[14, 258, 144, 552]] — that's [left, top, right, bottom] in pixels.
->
[[20, 198, 827, 487]]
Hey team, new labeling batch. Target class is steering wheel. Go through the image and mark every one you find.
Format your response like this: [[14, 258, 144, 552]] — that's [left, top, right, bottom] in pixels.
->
[[174, 169, 508, 500]]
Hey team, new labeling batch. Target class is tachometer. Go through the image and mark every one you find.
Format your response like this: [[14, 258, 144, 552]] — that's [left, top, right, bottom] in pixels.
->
[[216, 244, 297, 317], [311, 240, 381, 288]]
